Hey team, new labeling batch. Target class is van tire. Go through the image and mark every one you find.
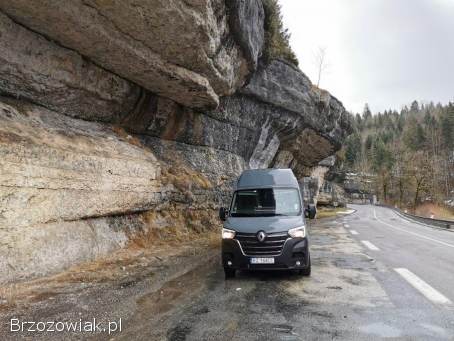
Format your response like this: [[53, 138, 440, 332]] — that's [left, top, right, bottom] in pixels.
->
[[300, 254, 311, 277], [224, 267, 236, 279]]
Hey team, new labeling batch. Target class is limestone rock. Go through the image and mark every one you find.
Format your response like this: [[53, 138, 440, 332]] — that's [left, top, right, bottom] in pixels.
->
[[0, 12, 141, 122], [119, 81, 349, 177], [0, 0, 255, 109], [227, 0, 265, 70], [0, 99, 161, 229], [0, 2, 353, 283], [242, 60, 313, 112], [242, 59, 351, 144], [0, 214, 146, 284]]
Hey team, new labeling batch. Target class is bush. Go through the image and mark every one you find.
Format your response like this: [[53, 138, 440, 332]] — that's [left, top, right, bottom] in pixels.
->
[[262, 0, 299, 66]]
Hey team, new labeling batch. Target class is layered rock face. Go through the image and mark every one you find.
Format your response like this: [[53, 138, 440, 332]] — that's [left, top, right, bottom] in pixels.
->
[[0, 100, 161, 229], [0, 12, 142, 122], [121, 60, 350, 177], [0, 0, 265, 109], [0, 1, 350, 282], [0, 99, 160, 282]]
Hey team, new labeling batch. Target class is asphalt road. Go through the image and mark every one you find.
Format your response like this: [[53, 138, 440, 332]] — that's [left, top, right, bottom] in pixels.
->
[[348, 204, 454, 305], [342, 205, 454, 339], [115, 205, 454, 340], [2, 205, 454, 340]]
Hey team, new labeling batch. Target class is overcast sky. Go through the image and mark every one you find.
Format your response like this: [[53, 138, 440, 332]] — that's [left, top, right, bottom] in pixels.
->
[[279, 0, 454, 114]]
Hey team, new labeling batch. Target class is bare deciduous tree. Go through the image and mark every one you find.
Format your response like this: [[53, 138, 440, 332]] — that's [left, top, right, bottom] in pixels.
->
[[314, 47, 329, 88], [407, 152, 432, 209]]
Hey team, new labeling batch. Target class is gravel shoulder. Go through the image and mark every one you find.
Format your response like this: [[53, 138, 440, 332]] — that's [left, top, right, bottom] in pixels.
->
[[0, 235, 219, 341]]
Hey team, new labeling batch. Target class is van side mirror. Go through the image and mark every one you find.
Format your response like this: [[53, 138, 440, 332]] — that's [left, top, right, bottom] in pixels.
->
[[219, 207, 227, 221], [305, 204, 316, 219]]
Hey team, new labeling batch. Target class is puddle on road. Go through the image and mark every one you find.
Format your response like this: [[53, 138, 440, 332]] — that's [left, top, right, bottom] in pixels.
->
[[136, 257, 217, 315], [112, 256, 219, 341]]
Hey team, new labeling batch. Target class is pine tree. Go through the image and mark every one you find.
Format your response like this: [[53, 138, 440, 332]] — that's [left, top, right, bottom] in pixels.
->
[[396, 112, 405, 132], [355, 113, 363, 131], [441, 104, 454, 149], [415, 123, 426, 149], [365, 135, 373, 151], [404, 118, 426, 151], [345, 133, 362, 166], [423, 110, 432, 126], [362, 104, 372, 120], [410, 100, 420, 113]]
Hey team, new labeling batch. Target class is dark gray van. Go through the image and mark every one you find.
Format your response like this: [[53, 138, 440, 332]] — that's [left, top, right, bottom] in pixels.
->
[[219, 169, 316, 279]]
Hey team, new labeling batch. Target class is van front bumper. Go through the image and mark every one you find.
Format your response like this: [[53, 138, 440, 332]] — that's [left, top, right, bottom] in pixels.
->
[[222, 237, 309, 271]]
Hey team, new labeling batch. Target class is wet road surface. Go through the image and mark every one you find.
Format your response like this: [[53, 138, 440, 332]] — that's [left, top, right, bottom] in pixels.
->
[[115, 205, 454, 340], [2, 205, 454, 340]]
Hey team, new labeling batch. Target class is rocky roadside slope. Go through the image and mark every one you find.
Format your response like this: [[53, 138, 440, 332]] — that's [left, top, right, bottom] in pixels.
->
[[0, 0, 351, 283]]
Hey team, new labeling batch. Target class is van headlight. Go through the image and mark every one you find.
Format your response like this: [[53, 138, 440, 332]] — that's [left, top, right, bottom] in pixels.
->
[[222, 228, 236, 239], [288, 226, 306, 238]]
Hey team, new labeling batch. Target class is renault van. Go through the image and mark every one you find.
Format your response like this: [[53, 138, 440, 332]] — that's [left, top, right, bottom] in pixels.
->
[[219, 169, 316, 279]]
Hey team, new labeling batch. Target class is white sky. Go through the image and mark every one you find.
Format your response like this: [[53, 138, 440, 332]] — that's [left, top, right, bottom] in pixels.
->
[[279, 0, 454, 114]]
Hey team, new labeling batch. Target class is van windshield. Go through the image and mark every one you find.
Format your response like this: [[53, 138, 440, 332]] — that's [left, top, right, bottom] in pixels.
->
[[230, 188, 301, 217]]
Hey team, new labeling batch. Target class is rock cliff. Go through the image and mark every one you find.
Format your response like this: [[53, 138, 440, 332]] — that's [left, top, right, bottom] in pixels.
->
[[0, 0, 351, 283]]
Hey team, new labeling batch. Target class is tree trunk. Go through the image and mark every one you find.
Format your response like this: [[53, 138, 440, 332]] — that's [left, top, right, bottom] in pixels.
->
[[414, 179, 422, 209]]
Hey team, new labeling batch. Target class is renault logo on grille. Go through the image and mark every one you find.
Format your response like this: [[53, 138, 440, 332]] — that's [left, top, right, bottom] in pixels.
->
[[257, 231, 267, 242]]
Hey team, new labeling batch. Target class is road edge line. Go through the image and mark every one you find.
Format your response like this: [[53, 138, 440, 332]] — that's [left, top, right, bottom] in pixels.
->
[[394, 268, 452, 306], [361, 240, 380, 251], [373, 208, 454, 249]]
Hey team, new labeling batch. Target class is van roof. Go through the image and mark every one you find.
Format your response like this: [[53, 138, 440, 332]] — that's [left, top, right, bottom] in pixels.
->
[[236, 169, 299, 190]]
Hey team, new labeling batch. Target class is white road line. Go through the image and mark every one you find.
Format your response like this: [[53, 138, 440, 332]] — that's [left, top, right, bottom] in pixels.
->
[[361, 240, 380, 251], [374, 209, 454, 249], [344, 224, 350, 228], [349, 230, 359, 235], [394, 268, 452, 305]]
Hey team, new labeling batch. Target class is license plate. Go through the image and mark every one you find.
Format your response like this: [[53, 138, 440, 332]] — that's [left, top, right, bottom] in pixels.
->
[[250, 257, 275, 264]]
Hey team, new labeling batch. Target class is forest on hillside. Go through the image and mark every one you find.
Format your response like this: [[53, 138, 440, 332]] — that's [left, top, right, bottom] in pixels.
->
[[339, 101, 454, 212]]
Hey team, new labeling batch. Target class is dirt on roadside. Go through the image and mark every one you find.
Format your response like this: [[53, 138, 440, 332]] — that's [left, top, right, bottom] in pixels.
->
[[0, 230, 220, 341]]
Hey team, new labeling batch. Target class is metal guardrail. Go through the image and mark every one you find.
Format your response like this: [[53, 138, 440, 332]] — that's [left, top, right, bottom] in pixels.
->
[[379, 204, 454, 230]]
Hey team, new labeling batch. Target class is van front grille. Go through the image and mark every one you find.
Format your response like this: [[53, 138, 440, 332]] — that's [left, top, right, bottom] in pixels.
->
[[235, 231, 289, 256]]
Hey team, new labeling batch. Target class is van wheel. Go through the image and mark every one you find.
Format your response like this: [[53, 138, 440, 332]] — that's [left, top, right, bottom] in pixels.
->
[[224, 267, 236, 279], [300, 254, 311, 277]]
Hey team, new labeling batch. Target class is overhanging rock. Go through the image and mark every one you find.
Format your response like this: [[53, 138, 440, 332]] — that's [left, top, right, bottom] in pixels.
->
[[0, 0, 265, 109]]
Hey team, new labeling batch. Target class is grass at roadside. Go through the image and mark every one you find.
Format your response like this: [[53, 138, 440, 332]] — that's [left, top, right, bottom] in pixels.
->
[[316, 207, 352, 219], [413, 203, 454, 221]]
